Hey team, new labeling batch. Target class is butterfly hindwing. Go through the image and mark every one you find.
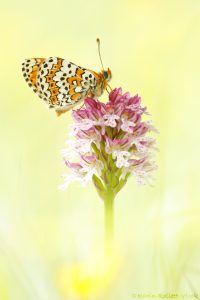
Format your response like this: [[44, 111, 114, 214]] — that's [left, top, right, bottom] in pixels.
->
[[22, 58, 45, 93]]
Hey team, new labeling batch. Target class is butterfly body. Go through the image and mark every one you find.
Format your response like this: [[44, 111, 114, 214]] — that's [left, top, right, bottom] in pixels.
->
[[22, 57, 112, 115]]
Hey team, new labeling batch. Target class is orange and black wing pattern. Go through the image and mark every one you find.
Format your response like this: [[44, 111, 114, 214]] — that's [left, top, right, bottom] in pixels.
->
[[22, 57, 97, 114]]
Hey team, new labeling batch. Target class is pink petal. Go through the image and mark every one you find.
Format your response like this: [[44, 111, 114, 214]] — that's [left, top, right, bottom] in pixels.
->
[[65, 160, 82, 170]]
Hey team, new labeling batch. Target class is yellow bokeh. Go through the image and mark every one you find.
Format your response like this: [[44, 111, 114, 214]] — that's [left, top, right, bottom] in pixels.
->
[[56, 252, 120, 298], [1, 0, 200, 299]]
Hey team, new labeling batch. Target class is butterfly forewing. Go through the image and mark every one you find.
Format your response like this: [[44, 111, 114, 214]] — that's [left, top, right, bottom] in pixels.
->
[[22, 57, 97, 112]]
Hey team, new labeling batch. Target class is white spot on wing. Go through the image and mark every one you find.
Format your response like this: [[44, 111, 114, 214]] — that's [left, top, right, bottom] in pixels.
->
[[75, 86, 83, 93]]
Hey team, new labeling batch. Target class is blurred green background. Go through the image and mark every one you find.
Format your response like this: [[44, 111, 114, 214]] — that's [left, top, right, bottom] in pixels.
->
[[1, 0, 200, 299]]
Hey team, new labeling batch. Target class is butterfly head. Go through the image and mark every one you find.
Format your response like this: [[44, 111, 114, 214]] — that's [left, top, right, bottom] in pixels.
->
[[102, 68, 112, 82]]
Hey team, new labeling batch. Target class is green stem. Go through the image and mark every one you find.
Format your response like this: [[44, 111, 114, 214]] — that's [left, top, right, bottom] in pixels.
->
[[103, 189, 115, 254]]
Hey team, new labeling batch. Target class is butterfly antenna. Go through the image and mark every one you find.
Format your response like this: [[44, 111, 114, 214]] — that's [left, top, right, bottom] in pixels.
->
[[96, 38, 105, 70]]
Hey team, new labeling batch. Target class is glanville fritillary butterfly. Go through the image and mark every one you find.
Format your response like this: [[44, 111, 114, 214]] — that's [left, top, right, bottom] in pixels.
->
[[21, 39, 112, 116]]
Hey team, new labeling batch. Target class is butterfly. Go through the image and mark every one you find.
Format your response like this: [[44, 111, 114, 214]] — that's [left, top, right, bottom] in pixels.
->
[[22, 39, 112, 116]]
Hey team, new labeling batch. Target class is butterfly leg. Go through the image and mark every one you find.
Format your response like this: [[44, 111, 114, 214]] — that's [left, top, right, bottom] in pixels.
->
[[56, 105, 75, 116], [107, 83, 113, 91], [79, 103, 85, 109]]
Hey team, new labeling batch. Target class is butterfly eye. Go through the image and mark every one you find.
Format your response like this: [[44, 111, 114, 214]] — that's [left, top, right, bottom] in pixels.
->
[[103, 71, 108, 79]]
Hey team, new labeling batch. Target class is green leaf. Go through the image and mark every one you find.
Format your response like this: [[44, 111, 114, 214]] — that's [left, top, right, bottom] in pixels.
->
[[114, 178, 127, 194], [91, 142, 100, 156], [115, 168, 122, 178], [103, 171, 112, 184], [92, 174, 105, 192], [107, 154, 114, 170], [114, 172, 131, 194], [111, 175, 119, 188], [100, 141, 107, 159]]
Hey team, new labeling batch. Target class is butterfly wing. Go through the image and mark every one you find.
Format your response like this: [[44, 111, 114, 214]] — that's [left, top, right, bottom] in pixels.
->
[[22, 58, 45, 92], [22, 57, 97, 114]]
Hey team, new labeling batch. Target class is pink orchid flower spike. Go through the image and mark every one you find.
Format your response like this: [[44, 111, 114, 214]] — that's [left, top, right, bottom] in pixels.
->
[[59, 88, 158, 251]]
